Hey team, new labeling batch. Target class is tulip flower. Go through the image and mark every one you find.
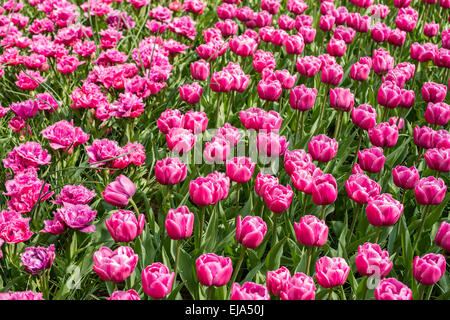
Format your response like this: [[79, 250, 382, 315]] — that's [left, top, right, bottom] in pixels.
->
[[366, 193, 404, 229], [154, 157, 187, 186], [413, 253, 446, 286], [266, 266, 291, 297], [355, 242, 393, 279], [424, 148, 450, 172], [435, 221, 450, 252], [105, 210, 145, 242], [235, 216, 267, 249], [230, 282, 270, 300], [358, 146, 385, 173], [142, 263, 175, 299], [93, 246, 138, 283], [368, 122, 399, 148], [315, 256, 350, 295], [179, 82, 202, 105], [280, 272, 316, 300], [308, 134, 338, 163], [424, 102, 450, 126], [375, 278, 412, 300], [190, 59, 210, 81], [102, 175, 136, 208], [311, 174, 338, 211], [196, 253, 233, 289], [392, 166, 419, 190]]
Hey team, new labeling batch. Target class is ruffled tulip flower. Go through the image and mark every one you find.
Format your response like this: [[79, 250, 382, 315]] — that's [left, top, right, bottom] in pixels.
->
[[368, 122, 399, 148], [413, 125, 435, 149], [231, 282, 270, 300], [355, 242, 393, 279], [263, 184, 294, 214], [196, 253, 233, 288], [294, 215, 328, 248], [266, 266, 291, 297], [315, 256, 350, 293], [154, 157, 187, 186], [435, 222, 450, 252], [326, 38, 346, 57], [350, 62, 370, 82], [280, 273, 316, 300], [257, 79, 282, 102], [93, 246, 138, 283], [358, 146, 385, 173], [108, 290, 140, 300], [415, 176, 447, 206], [392, 166, 419, 190], [283, 149, 313, 176], [256, 131, 289, 157], [254, 173, 279, 199], [311, 174, 338, 210], [375, 278, 412, 300], [345, 173, 381, 204], [203, 137, 231, 164], [308, 134, 338, 163], [424, 22, 439, 38], [166, 128, 196, 155], [321, 63, 344, 86], [142, 263, 175, 299], [179, 82, 202, 105], [422, 82, 447, 103], [20, 245, 55, 276], [424, 102, 450, 126], [330, 87, 354, 112], [157, 109, 183, 135], [102, 175, 136, 208], [366, 193, 404, 229], [351, 104, 377, 131], [413, 253, 446, 286], [424, 148, 450, 172], [285, 34, 304, 55], [183, 110, 208, 133], [105, 210, 145, 242], [229, 35, 258, 57], [296, 56, 321, 78]]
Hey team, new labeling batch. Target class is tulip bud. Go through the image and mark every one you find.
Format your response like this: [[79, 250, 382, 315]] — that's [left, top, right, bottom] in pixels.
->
[[235, 216, 267, 249], [311, 174, 338, 206], [289, 85, 318, 111], [190, 59, 210, 81], [358, 146, 385, 173], [155, 157, 187, 186], [329, 87, 354, 112]]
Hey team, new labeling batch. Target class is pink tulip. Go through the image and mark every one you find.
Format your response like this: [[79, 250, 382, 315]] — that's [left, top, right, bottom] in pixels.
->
[[266, 266, 291, 297], [235, 215, 267, 249], [264, 184, 294, 214], [415, 176, 447, 205], [297, 25, 316, 43], [93, 246, 138, 283], [329, 87, 354, 112], [294, 215, 328, 247], [392, 166, 419, 189], [179, 82, 202, 105], [218, 3, 237, 20], [256, 131, 289, 157], [327, 38, 346, 57], [108, 289, 141, 300], [280, 272, 316, 300], [375, 278, 412, 300], [308, 134, 338, 162], [183, 110, 208, 133], [424, 102, 450, 126], [377, 81, 402, 108], [279, 14, 295, 31], [424, 22, 439, 38], [321, 63, 343, 86], [254, 173, 279, 197], [226, 157, 255, 183], [315, 256, 350, 288], [372, 49, 394, 75], [229, 35, 258, 57], [105, 210, 145, 242], [345, 173, 382, 204], [291, 166, 323, 194], [285, 34, 304, 55], [257, 79, 282, 101], [296, 56, 321, 78], [350, 62, 370, 82], [399, 89, 415, 108], [424, 148, 450, 172], [190, 59, 210, 81], [410, 42, 437, 63], [154, 157, 187, 186], [189, 177, 220, 207], [165, 206, 194, 240], [102, 175, 136, 208], [311, 174, 338, 206], [358, 146, 385, 173], [351, 104, 377, 130], [366, 193, 404, 226], [435, 221, 450, 252], [196, 253, 233, 287], [142, 262, 175, 299], [210, 71, 233, 92], [203, 137, 231, 164], [333, 26, 356, 44], [422, 82, 447, 103], [371, 22, 390, 43], [368, 122, 399, 148], [413, 125, 435, 149], [166, 128, 196, 155], [355, 242, 393, 278], [289, 85, 317, 111], [216, 123, 241, 146], [319, 14, 335, 31], [388, 28, 407, 46], [231, 282, 270, 300], [413, 253, 446, 285], [157, 109, 183, 134], [274, 70, 297, 89]]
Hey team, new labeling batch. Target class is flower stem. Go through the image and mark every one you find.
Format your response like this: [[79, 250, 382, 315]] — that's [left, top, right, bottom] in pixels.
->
[[306, 246, 313, 275], [271, 214, 278, 248], [236, 182, 240, 214], [373, 226, 381, 243], [320, 206, 326, 221], [174, 239, 181, 285], [413, 205, 431, 254], [207, 286, 214, 300], [228, 246, 247, 297]]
